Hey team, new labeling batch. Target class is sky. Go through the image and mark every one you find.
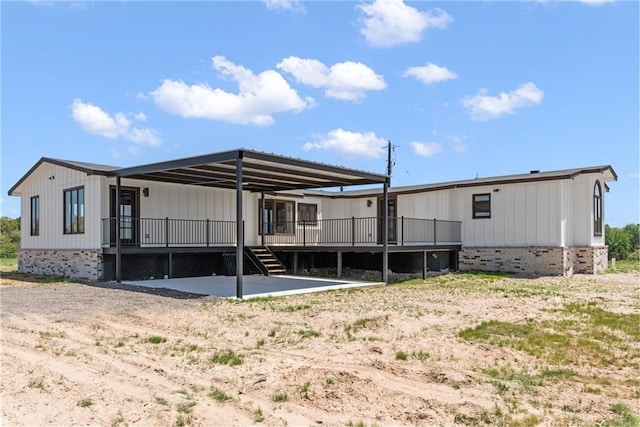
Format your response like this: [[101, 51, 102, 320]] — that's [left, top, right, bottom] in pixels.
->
[[1, 0, 638, 227]]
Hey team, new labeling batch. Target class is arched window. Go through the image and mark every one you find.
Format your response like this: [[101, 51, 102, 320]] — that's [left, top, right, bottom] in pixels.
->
[[594, 181, 602, 236]]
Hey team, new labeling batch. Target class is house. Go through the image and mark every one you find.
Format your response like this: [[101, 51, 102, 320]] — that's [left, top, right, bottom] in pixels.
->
[[8, 148, 616, 293]]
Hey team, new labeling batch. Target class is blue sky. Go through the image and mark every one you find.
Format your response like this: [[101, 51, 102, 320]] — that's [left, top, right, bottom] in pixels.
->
[[1, 0, 638, 226]]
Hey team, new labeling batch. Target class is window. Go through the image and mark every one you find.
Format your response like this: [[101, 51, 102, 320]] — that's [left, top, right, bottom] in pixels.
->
[[594, 180, 602, 236], [259, 199, 294, 235], [30, 196, 39, 236], [472, 193, 491, 219], [64, 186, 85, 234], [298, 203, 317, 225]]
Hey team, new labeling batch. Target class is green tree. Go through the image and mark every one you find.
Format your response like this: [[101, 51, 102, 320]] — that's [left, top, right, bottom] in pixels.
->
[[0, 217, 21, 258], [622, 223, 640, 250], [605, 225, 632, 260]]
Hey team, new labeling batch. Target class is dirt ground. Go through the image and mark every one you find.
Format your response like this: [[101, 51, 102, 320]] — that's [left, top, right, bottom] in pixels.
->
[[1, 271, 638, 426]]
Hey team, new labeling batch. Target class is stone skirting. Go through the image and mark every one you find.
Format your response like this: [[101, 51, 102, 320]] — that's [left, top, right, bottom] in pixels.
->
[[459, 246, 608, 276], [18, 249, 103, 280]]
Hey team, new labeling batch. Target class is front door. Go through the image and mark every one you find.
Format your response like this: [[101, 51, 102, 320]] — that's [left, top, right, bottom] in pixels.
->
[[377, 197, 397, 244], [110, 187, 139, 246]]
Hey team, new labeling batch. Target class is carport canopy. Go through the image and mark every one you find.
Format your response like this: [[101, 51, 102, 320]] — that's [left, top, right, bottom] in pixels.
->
[[105, 148, 391, 298]]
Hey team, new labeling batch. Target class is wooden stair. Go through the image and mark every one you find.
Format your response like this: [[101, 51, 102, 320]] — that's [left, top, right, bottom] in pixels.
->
[[245, 247, 286, 276]]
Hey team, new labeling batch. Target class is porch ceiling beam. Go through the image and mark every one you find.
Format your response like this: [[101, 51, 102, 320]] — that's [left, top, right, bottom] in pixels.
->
[[193, 162, 359, 187], [107, 148, 388, 193]]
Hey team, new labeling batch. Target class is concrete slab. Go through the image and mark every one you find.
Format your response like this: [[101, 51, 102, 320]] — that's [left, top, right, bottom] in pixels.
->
[[123, 275, 384, 298]]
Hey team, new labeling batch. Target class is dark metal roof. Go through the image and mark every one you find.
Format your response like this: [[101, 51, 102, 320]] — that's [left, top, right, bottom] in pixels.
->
[[108, 149, 389, 192], [8, 157, 119, 195], [300, 165, 618, 198]]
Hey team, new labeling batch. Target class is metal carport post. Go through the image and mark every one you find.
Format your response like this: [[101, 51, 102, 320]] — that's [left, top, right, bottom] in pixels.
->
[[236, 152, 244, 299]]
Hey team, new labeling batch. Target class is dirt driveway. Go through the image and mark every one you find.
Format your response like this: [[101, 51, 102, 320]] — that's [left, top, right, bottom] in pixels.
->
[[1, 272, 638, 426]]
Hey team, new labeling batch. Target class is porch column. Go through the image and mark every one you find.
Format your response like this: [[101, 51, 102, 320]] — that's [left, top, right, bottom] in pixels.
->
[[382, 181, 389, 283], [423, 251, 428, 279], [293, 252, 298, 274], [337, 251, 343, 279], [260, 192, 265, 247], [115, 176, 122, 283], [235, 153, 244, 299]]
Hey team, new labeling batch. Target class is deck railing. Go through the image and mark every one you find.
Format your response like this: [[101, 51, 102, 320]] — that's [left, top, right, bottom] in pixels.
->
[[102, 216, 461, 247], [101, 217, 236, 247]]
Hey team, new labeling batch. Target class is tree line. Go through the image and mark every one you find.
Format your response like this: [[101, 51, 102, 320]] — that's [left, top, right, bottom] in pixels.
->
[[1, 215, 638, 261], [605, 223, 640, 261]]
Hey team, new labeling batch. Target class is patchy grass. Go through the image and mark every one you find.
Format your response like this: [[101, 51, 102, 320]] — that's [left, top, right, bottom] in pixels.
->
[[1, 269, 67, 284], [459, 302, 639, 368], [606, 259, 640, 274], [209, 350, 243, 366], [395, 351, 408, 361], [597, 403, 640, 426], [298, 329, 321, 338], [272, 392, 288, 402], [254, 407, 265, 423], [209, 386, 230, 402], [147, 335, 167, 344], [78, 398, 93, 408], [0, 257, 17, 269]]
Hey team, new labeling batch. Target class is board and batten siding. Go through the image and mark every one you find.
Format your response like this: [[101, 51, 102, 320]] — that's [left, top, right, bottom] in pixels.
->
[[100, 178, 260, 245], [395, 180, 563, 247], [19, 163, 102, 250], [568, 174, 605, 247]]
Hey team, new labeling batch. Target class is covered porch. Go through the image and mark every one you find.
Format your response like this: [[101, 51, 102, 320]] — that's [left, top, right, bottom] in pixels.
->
[[106, 149, 392, 298]]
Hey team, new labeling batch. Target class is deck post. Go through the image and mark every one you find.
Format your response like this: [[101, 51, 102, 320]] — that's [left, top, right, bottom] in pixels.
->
[[423, 251, 427, 279], [260, 192, 265, 247], [235, 153, 244, 299], [293, 252, 298, 274], [337, 251, 343, 278], [382, 181, 389, 284], [115, 176, 121, 283], [168, 252, 173, 278]]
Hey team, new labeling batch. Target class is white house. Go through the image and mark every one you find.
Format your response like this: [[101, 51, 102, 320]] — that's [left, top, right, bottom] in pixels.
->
[[8, 149, 616, 286]]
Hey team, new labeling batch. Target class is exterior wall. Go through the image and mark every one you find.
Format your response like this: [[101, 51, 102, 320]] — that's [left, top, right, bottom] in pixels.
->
[[460, 245, 608, 276], [18, 249, 102, 280], [18, 163, 103, 250]]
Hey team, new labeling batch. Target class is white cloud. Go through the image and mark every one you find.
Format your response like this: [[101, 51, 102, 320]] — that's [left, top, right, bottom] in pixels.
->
[[263, 0, 304, 12], [150, 56, 313, 125], [71, 99, 161, 146], [277, 56, 386, 101], [462, 82, 544, 121], [403, 62, 457, 85], [303, 128, 387, 159], [411, 141, 443, 157], [358, 0, 452, 48]]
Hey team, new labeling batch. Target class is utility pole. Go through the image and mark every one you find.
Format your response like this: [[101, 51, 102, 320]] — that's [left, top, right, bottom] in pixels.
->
[[386, 140, 392, 187]]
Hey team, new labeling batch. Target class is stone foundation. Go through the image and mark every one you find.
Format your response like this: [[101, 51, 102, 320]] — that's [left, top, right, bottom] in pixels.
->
[[459, 246, 608, 276], [18, 249, 103, 280]]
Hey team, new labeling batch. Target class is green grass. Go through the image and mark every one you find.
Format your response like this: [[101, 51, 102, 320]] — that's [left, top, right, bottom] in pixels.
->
[[147, 335, 167, 344], [596, 403, 640, 426], [0, 257, 17, 268], [280, 304, 311, 312], [176, 401, 196, 414], [395, 351, 408, 361], [39, 330, 65, 338], [298, 329, 321, 338], [272, 392, 288, 402], [254, 407, 265, 423], [209, 386, 230, 402], [459, 302, 639, 369], [209, 350, 243, 366], [155, 396, 169, 406], [78, 398, 93, 407], [606, 259, 640, 273]]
